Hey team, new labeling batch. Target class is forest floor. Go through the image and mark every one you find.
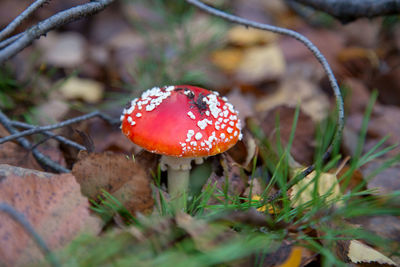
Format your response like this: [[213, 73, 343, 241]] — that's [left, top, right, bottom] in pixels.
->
[[0, 0, 399, 266]]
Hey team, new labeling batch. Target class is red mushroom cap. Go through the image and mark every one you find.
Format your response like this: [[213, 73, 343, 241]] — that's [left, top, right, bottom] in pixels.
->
[[121, 85, 242, 158]]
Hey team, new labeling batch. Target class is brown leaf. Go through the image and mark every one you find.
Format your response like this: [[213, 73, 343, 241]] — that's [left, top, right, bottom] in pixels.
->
[[336, 166, 366, 193], [342, 78, 371, 115], [0, 164, 102, 267], [227, 129, 258, 170], [0, 130, 43, 171], [346, 105, 400, 194], [202, 154, 246, 205], [261, 106, 316, 165], [72, 151, 154, 215], [256, 77, 330, 123]]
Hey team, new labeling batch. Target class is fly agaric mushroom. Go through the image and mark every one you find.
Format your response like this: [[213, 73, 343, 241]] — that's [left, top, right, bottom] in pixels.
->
[[121, 85, 242, 209]]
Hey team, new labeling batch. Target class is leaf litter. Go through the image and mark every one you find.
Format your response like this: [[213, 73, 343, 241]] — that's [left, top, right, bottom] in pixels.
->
[[1, 0, 400, 266]]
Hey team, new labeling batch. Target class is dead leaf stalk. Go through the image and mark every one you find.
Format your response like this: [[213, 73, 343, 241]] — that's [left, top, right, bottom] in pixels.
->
[[0, 203, 60, 267]]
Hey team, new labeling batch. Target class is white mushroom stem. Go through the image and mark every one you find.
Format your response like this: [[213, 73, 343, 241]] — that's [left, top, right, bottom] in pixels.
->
[[160, 156, 204, 210]]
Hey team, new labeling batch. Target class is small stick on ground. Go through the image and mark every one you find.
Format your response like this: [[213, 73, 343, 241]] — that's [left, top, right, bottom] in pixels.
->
[[0, 110, 69, 173], [0, 111, 119, 145]]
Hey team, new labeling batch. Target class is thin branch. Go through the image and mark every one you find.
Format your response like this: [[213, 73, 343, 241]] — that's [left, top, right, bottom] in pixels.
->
[[0, 0, 49, 41], [11, 120, 86, 151], [187, 0, 345, 198], [0, 33, 23, 50], [0, 203, 60, 267], [0, 111, 118, 145], [0, 110, 69, 173], [0, 0, 115, 64], [292, 0, 400, 23]]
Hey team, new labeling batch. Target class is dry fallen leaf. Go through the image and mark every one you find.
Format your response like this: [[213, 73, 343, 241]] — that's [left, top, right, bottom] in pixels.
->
[[201, 154, 246, 205], [289, 169, 342, 208], [0, 164, 102, 267], [0, 142, 43, 171], [236, 44, 286, 84], [336, 240, 397, 266], [72, 151, 154, 215], [249, 241, 307, 267], [176, 212, 235, 252], [261, 106, 316, 165], [227, 129, 257, 171], [59, 77, 104, 103], [211, 48, 244, 73], [346, 105, 400, 194], [256, 77, 330, 122], [39, 32, 86, 68], [227, 26, 277, 47]]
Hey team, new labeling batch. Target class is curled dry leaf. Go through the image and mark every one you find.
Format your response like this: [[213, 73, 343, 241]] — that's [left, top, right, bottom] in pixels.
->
[[227, 129, 257, 171], [0, 164, 102, 267], [72, 151, 154, 215], [202, 154, 246, 205]]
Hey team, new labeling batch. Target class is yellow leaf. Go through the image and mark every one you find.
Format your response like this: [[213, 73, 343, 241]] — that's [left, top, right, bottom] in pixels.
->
[[236, 44, 286, 84], [348, 240, 397, 266], [289, 170, 342, 208], [59, 77, 104, 103], [277, 246, 302, 267], [252, 195, 278, 214], [228, 26, 277, 46], [211, 48, 244, 73]]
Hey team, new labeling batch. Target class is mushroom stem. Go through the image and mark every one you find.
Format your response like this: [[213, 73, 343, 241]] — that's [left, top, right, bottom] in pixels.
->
[[167, 167, 190, 210], [161, 155, 193, 211]]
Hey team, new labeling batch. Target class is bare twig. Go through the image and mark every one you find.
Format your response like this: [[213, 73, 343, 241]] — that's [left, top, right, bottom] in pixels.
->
[[187, 0, 345, 199], [0, 33, 23, 50], [0, 111, 118, 145], [0, 0, 115, 64], [0, 0, 49, 41], [0, 203, 60, 267], [0, 110, 69, 173], [291, 0, 400, 23], [11, 120, 86, 151]]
